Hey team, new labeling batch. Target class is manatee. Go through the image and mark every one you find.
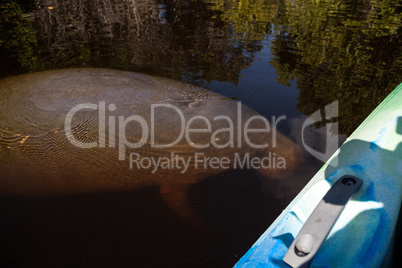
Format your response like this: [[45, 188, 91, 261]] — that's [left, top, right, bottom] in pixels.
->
[[0, 68, 299, 221]]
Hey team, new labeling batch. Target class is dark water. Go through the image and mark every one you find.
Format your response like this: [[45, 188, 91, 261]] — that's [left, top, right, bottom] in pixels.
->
[[0, 0, 401, 267]]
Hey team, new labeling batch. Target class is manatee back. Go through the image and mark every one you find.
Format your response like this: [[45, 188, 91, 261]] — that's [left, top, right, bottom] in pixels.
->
[[0, 68, 298, 195]]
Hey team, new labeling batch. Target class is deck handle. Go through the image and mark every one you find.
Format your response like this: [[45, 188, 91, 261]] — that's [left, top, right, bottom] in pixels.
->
[[283, 175, 363, 268]]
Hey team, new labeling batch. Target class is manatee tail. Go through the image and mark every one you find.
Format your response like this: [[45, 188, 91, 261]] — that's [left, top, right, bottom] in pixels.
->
[[160, 183, 207, 231]]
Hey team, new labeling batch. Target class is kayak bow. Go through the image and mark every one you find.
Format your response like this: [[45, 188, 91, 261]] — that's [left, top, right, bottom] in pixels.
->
[[235, 83, 402, 267]]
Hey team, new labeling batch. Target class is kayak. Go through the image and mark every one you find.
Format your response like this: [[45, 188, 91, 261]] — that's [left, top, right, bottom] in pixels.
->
[[235, 83, 402, 267]]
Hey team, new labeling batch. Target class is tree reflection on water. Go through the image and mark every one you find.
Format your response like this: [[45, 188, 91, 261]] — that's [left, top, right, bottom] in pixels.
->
[[1, 0, 401, 134]]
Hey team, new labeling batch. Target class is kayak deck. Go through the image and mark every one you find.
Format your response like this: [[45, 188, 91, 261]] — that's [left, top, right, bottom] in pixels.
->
[[235, 83, 402, 267]]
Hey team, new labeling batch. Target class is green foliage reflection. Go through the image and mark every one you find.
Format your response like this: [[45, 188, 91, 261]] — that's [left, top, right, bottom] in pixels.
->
[[0, 0, 37, 71], [268, 0, 402, 134], [0, 0, 401, 135]]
